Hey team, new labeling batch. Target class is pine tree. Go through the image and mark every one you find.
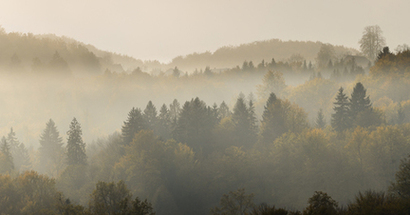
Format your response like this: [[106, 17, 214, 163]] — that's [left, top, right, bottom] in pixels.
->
[[66, 118, 87, 166], [219, 101, 231, 119], [316, 109, 326, 129], [39, 119, 64, 175], [143, 101, 158, 131], [331, 87, 350, 132], [121, 108, 147, 146], [397, 104, 405, 125], [232, 97, 255, 146], [259, 93, 286, 145], [7, 128, 30, 171], [349, 82, 372, 119], [0, 136, 14, 172], [157, 104, 171, 139]]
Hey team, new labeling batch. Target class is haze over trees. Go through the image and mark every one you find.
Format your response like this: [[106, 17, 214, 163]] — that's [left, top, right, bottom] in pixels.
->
[[1, 25, 410, 214]]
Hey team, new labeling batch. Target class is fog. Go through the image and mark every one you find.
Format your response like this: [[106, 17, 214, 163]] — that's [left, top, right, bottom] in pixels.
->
[[2, 8, 410, 215]]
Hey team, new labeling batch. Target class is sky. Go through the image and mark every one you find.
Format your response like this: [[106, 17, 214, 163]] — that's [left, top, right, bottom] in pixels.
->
[[0, 0, 409, 63]]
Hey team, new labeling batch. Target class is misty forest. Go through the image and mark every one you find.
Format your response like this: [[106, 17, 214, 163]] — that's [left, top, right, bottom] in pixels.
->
[[1, 23, 410, 215]]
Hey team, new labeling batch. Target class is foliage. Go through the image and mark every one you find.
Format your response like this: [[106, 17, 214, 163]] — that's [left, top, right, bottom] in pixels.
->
[[66, 118, 87, 166], [210, 188, 255, 215]]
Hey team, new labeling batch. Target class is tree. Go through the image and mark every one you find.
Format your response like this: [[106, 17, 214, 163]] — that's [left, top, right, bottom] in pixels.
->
[[66, 118, 87, 166], [259, 93, 286, 145], [89, 180, 131, 215], [257, 70, 286, 100], [349, 82, 371, 119], [316, 109, 326, 129], [0, 136, 14, 172], [232, 96, 256, 147], [157, 104, 171, 139], [359, 25, 386, 62], [143, 101, 158, 131], [316, 44, 335, 71], [219, 101, 231, 119], [7, 128, 31, 171], [303, 191, 339, 215], [391, 154, 410, 198], [331, 87, 350, 132], [39, 119, 64, 176], [121, 108, 147, 146], [210, 188, 255, 215]]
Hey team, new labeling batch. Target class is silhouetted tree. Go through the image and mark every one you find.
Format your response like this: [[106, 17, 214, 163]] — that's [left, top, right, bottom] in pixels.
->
[[121, 108, 147, 146], [259, 93, 286, 145], [0, 136, 14, 172], [143, 101, 158, 131], [39, 119, 64, 176], [331, 87, 350, 132]]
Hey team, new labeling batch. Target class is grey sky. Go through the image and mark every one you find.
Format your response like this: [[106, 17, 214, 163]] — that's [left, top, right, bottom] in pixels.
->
[[0, 0, 409, 62]]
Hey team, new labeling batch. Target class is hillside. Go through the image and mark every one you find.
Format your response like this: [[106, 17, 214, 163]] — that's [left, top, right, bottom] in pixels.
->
[[0, 27, 361, 75], [169, 39, 360, 71]]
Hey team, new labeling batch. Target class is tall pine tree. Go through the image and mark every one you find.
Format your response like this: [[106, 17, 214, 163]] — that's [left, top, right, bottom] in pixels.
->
[[143, 101, 158, 131], [39, 119, 64, 176], [316, 109, 326, 129], [121, 107, 147, 146], [66, 118, 87, 166], [331, 87, 350, 132], [0, 136, 14, 172], [7, 128, 30, 171], [259, 93, 286, 145]]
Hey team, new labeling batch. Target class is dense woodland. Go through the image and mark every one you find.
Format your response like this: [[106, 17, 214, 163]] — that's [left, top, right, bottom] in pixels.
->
[[2, 26, 410, 214]]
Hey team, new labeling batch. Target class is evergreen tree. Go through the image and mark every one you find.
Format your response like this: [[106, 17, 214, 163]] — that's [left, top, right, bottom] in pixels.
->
[[349, 82, 381, 127], [232, 97, 255, 147], [0, 136, 14, 171], [143, 101, 158, 131], [248, 99, 258, 134], [157, 104, 171, 139], [7, 128, 31, 171], [121, 107, 147, 146], [219, 101, 231, 119], [39, 119, 64, 175], [66, 118, 87, 166], [349, 82, 372, 119], [169, 99, 181, 122], [173, 98, 214, 153], [331, 87, 350, 132], [259, 93, 286, 145], [316, 109, 326, 129]]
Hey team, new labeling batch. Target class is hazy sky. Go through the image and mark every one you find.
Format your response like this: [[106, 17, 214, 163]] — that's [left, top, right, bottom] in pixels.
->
[[1, 0, 409, 62]]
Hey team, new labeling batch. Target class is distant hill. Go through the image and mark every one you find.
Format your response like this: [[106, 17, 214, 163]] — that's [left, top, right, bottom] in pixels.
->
[[0, 27, 360, 75], [169, 39, 360, 72]]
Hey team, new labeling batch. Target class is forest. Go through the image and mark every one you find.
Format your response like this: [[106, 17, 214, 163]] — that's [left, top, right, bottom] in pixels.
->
[[1, 25, 410, 214]]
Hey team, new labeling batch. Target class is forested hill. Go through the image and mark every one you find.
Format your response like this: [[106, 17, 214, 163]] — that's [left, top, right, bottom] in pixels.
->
[[0, 27, 360, 75], [0, 29, 161, 76], [169, 39, 360, 71]]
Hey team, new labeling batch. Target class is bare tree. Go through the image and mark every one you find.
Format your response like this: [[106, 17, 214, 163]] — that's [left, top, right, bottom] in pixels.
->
[[359, 25, 386, 62]]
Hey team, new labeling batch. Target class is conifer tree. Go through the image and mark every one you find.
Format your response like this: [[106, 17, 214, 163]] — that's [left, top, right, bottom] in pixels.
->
[[316, 109, 326, 129], [0, 136, 14, 171], [349, 82, 372, 119], [331, 87, 350, 132], [39, 119, 64, 175], [219, 101, 231, 119], [66, 118, 87, 166], [7, 128, 30, 171], [259, 93, 286, 145], [157, 104, 171, 139], [143, 101, 158, 131], [121, 108, 147, 146], [232, 97, 255, 146]]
